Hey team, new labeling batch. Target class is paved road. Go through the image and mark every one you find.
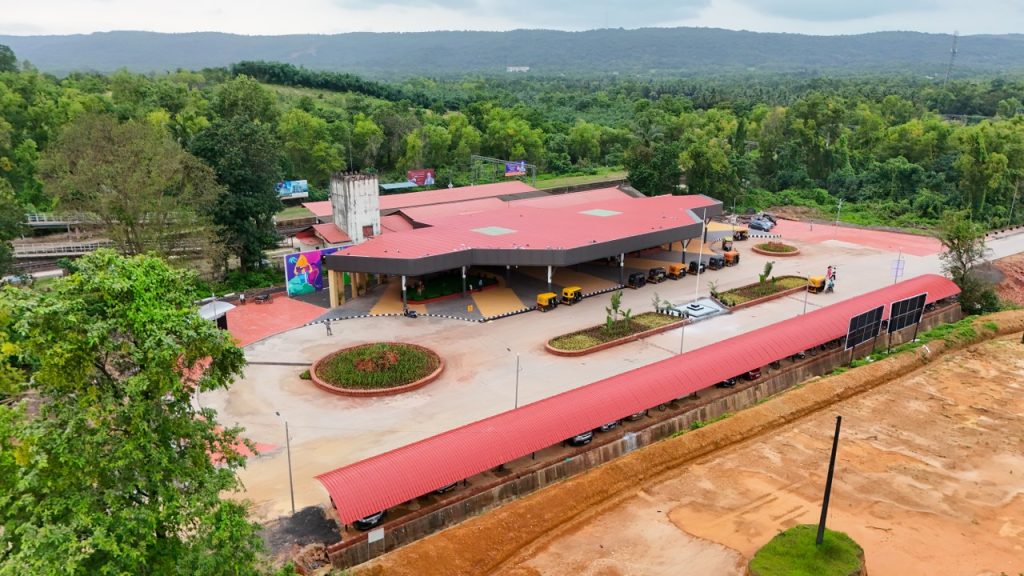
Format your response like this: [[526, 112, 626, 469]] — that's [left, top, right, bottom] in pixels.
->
[[201, 226, 1024, 519]]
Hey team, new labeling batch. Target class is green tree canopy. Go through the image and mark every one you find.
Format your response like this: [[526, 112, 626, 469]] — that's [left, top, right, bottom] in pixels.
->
[[191, 117, 283, 272], [0, 45, 16, 73], [0, 250, 265, 575], [40, 114, 221, 257]]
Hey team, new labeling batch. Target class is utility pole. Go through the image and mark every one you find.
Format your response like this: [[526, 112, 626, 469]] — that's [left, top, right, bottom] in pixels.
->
[[1009, 179, 1020, 226], [514, 353, 521, 409], [816, 415, 843, 546]]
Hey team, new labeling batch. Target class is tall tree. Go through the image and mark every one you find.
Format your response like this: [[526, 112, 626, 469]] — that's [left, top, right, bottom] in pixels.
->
[[0, 250, 266, 575], [0, 44, 16, 73], [211, 75, 279, 125], [937, 210, 999, 313], [191, 116, 283, 272], [0, 179, 23, 277], [40, 114, 221, 257], [624, 141, 682, 196]]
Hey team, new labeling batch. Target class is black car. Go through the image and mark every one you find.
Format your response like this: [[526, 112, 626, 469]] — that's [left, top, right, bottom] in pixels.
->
[[567, 431, 594, 446], [435, 482, 459, 494], [598, 421, 619, 432], [353, 510, 386, 531], [688, 261, 707, 275], [707, 256, 725, 270], [715, 378, 737, 388]]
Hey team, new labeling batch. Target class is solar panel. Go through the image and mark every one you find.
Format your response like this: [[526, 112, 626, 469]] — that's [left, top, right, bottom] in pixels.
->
[[888, 292, 927, 334], [845, 305, 884, 350]]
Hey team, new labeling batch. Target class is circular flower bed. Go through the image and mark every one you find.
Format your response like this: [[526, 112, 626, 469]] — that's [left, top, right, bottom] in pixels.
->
[[311, 342, 443, 397], [752, 241, 800, 256]]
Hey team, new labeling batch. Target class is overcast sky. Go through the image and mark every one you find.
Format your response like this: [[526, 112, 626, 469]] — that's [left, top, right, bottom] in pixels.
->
[[2, 0, 1021, 36]]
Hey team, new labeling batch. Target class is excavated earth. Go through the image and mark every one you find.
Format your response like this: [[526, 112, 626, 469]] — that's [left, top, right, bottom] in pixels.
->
[[356, 312, 1024, 576], [994, 253, 1024, 307]]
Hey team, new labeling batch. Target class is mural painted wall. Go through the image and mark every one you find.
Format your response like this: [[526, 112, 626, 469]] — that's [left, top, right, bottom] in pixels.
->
[[284, 247, 342, 296]]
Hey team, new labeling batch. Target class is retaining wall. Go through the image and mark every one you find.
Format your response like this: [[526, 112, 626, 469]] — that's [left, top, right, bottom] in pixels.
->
[[329, 304, 962, 569]]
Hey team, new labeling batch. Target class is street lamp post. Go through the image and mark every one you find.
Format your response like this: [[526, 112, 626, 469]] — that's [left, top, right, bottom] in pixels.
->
[[507, 348, 522, 409], [275, 411, 296, 515], [693, 208, 707, 302]]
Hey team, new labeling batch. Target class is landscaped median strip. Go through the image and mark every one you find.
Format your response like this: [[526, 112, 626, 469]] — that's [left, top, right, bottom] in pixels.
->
[[354, 310, 1024, 576]]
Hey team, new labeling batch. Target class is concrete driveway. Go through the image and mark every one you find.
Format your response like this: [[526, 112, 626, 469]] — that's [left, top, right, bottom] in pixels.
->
[[202, 225, 1024, 520]]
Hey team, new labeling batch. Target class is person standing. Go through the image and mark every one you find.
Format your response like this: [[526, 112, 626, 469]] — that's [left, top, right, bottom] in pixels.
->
[[325, 320, 333, 336]]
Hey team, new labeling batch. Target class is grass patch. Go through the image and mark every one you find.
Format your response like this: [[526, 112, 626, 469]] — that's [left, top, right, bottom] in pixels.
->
[[750, 525, 862, 576], [534, 168, 627, 190], [754, 241, 798, 254], [548, 312, 683, 351], [277, 205, 314, 219], [315, 343, 440, 390], [717, 276, 807, 307]]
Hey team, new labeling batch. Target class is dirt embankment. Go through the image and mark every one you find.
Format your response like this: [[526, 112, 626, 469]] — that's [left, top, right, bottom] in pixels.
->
[[354, 311, 1024, 576], [994, 253, 1024, 306]]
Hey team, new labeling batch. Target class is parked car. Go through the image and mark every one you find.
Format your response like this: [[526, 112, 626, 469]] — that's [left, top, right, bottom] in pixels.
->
[[625, 412, 646, 421], [688, 260, 707, 275], [744, 368, 762, 381], [353, 510, 386, 531], [567, 431, 594, 446], [715, 378, 738, 388], [749, 218, 773, 232], [707, 256, 725, 270], [758, 212, 778, 224], [598, 421, 620, 432], [435, 482, 459, 494], [647, 267, 667, 283]]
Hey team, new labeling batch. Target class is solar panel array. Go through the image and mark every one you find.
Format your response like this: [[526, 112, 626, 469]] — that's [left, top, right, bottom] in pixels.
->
[[845, 305, 884, 350], [888, 292, 927, 334]]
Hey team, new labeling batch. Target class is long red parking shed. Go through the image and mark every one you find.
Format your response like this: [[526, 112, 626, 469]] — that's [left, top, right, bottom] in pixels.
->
[[316, 274, 959, 524]]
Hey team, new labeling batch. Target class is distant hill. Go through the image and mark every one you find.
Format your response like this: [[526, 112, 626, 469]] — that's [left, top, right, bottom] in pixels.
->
[[3, 28, 1024, 78]]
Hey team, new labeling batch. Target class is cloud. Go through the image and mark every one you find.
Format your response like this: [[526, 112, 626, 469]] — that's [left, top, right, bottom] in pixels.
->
[[331, 0, 712, 29], [732, 0, 938, 22]]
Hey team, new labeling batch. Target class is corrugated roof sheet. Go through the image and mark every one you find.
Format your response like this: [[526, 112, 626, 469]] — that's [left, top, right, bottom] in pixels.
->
[[312, 223, 351, 245], [316, 274, 959, 523], [302, 201, 333, 218], [378, 181, 537, 211], [380, 214, 415, 234]]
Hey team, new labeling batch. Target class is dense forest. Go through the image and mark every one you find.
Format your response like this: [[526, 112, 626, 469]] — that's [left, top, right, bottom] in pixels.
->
[[3, 45, 1024, 280], [3, 29, 1024, 78]]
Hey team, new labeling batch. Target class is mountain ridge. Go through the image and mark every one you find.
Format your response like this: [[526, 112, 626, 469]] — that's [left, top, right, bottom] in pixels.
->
[[2, 28, 1023, 78]]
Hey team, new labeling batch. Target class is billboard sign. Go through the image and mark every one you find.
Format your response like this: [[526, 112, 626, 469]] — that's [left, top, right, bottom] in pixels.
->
[[504, 160, 527, 177], [888, 292, 927, 334], [845, 305, 884, 350], [276, 180, 310, 199], [284, 247, 342, 296], [406, 169, 436, 186]]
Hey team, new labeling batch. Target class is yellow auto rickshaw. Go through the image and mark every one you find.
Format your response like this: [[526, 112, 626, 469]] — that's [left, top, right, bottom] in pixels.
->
[[561, 286, 583, 305], [807, 276, 826, 294], [537, 292, 559, 311]]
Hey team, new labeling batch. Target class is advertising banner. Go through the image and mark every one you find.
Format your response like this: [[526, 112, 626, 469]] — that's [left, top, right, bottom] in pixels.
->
[[284, 247, 341, 296], [276, 180, 310, 198], [406, 169, 436, 186], [504, 160, 527, 177]]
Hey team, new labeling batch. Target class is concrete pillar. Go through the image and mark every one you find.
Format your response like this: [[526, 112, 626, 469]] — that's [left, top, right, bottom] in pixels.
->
[[401, 275, 407, 310], [682, 240, 689, 263], [547, 265, 553, 293], [619, 253, 625, 285], [461, 266, 467, 297], [327, 270, 343, 308]]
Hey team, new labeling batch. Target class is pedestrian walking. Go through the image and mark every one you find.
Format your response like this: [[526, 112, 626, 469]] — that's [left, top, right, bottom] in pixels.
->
[[325, 320, 333, 336]]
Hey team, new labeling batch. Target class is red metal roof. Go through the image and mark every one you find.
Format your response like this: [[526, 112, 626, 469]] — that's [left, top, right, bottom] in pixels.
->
[[339, 194, 714, 260], [379, 181, 537, 211], [312, 223, 351, 245], [380, 214, 415, 234], [399, 198, 508, 224], [316, 274, 959, 523], [302, 201, 333, 218], [512, 186, 631, 208]]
